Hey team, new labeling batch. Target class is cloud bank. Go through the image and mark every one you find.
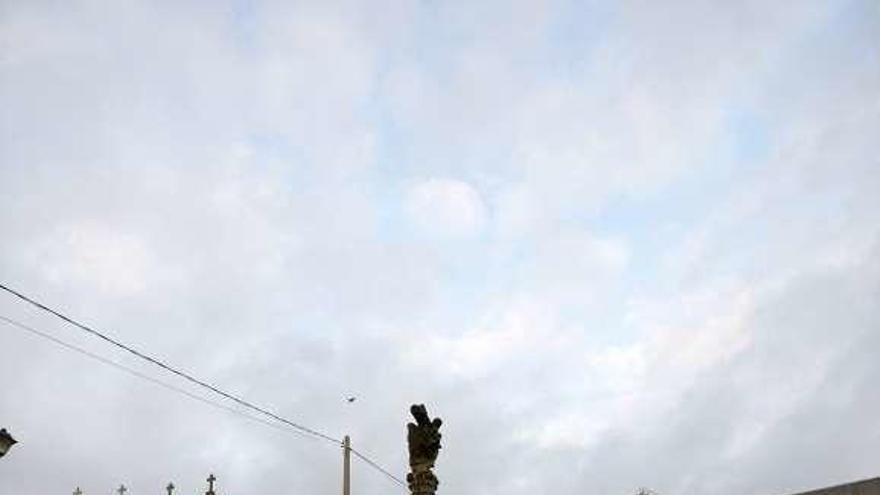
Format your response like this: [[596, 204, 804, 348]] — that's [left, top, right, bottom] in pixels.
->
[[1, 1, 878, 494]]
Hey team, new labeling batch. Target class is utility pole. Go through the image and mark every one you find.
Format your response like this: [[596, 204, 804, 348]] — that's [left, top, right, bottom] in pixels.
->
[[342, 435, 351, 495]]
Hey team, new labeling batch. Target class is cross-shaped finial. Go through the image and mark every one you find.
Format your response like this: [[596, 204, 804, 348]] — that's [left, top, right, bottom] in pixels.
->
[[207, 474, 216, 494], [117, 484, 127, 495], [166, 482, 175, 495], [73, 487, 83, 495]]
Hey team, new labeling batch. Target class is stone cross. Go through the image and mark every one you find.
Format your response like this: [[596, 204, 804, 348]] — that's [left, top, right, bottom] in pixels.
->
[[117, 485, 127, 495], [206, 474, 217, 495], [73, 487, 82, 495], [166, 482, 175, 495]]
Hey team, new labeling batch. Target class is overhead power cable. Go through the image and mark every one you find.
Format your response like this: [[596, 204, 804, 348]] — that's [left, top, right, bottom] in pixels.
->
[[351, 447, 407, 488], [0, 314, 320, 442], [0, 282, 408, 490], [0, 282, 339, 445]]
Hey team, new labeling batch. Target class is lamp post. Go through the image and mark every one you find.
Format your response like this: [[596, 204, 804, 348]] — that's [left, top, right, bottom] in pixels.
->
[[0, 428, 17, 458]]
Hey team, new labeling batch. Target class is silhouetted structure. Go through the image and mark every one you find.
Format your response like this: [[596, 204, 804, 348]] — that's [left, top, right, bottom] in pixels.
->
[[406, 404, 442, 495], [0, 428, 17, 458], [791, 477, 880, 495], [206, 474, 217, 495]]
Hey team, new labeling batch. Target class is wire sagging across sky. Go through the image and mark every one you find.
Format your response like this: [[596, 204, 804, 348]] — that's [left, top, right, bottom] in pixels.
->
[[0, 282, 407, 490], [0, 314, 320, 442]]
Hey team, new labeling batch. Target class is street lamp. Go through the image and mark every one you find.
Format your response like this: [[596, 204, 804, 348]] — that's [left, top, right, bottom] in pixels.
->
[[0, 428, 17, 458]]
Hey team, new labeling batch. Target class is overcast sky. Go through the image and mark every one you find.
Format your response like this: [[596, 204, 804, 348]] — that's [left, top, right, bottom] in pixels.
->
[[1, 1, 879, 494]]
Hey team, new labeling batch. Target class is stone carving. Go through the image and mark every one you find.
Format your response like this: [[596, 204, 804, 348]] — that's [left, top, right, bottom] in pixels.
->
[[206, 474, 216, 495], [406, 404, 442, 495]]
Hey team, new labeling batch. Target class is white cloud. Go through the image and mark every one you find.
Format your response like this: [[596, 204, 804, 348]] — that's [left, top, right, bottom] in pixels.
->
[[32, 222, 157, 296], [1, 1, 879, 495], [405, 298, 566, 378], [404, 178, 488, 238]]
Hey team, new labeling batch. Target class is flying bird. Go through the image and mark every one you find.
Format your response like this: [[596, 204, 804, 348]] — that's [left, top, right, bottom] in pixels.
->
[[346, 397, 356, 403]]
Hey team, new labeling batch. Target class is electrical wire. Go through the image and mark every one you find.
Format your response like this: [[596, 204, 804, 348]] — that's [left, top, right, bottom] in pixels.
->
[[0, 282, 409, 490], [351, 447, 408, 488], [0, 282, 339, 445], [0, 314, 322, 443], [1, 311, 410, 490]]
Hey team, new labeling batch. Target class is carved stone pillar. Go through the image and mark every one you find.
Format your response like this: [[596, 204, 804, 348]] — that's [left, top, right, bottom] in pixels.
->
[[407, 466, 439, 495], [406, 404, 442, 495]]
